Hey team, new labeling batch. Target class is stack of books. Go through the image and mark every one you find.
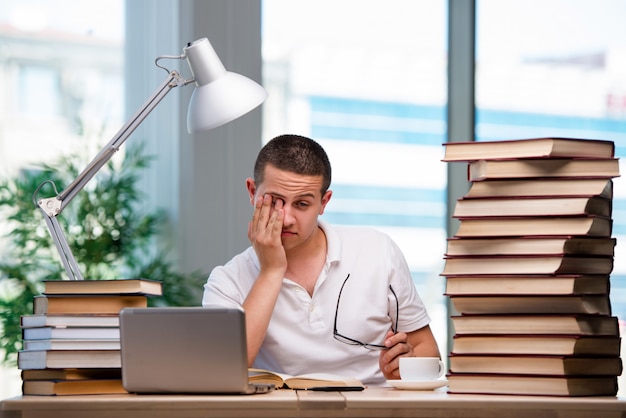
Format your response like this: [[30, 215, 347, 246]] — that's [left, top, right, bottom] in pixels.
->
[[18, 279, 162, 395], [441, 137, 622, 396]]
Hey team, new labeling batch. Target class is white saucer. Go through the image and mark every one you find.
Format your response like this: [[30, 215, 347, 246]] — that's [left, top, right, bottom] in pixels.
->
[[386, 379, 448, 391]]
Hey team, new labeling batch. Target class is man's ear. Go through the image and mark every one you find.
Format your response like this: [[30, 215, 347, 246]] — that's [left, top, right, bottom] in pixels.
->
[[319, 190, 332, 215], [245, 178, 256, 206]]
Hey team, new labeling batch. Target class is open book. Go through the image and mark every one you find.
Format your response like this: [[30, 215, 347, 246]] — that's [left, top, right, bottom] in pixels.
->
[[248, 368, 364, 390]]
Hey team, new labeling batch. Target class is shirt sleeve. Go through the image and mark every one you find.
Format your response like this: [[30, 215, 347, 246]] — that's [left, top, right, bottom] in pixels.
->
[[202, 249, 257, 309], [386, 235, 431, 333]]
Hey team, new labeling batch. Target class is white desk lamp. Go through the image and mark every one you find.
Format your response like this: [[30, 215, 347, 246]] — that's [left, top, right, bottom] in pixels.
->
[[33, 37, 267, 281]]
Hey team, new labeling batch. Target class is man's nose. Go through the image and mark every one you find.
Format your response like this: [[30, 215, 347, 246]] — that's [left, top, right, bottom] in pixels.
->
[[281, 205, 295, 225]]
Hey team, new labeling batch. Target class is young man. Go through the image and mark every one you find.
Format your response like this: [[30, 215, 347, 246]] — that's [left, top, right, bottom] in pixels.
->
[[202, 134, 440, 386]]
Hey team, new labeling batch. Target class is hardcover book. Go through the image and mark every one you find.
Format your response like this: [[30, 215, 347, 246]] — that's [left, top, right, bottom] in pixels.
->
[[18, 349, 121, 369], [442, 138, 615, 162], [22, 379, 126, 396], [468, 158, 620, 181], [452, 196, 611, 218], [33, 295, 147, 315], [20, 314, 120, 328], [42, 278, 162, 296], [445, 275, 610, 296], [451, 335, 621, 356], [21, 368, 122, 381], [448, 354, 623, 376], [448, 294, 612, 315], [464, 178, 613, 199], [445, 237, 616, 257], [453, 216, 612, 238], [22, 326, 120, 341], [23, 338, 120, 351], [446, 374, 618, 396], [451, 314, 619, 336], [442, 255, 613, 276]]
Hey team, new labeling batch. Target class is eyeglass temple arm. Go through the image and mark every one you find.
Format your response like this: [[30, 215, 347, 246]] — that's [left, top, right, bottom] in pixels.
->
[[388, 284, 398, 334], [333, 274, 350, 333]]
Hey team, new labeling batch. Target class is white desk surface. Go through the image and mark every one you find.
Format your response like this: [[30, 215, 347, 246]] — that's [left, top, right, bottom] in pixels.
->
[[1, 387, 625, 418]]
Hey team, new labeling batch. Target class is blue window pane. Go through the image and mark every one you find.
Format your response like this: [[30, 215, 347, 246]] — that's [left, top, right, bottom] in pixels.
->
[[18, 66, 60, 116], [477, 0, 626, 395], [262, 0, 449, 354]]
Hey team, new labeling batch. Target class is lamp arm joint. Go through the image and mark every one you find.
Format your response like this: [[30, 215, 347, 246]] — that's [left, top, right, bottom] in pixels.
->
[[38, 197, 62, 217], [169, 70, 189, 87]]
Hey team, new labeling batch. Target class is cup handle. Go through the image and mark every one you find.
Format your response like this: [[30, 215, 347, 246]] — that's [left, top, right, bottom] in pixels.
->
[[437, 360, 445, 378]]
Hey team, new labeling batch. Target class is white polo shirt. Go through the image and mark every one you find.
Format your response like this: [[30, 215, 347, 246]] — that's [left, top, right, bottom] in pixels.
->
[[202, 220, 431, 386]]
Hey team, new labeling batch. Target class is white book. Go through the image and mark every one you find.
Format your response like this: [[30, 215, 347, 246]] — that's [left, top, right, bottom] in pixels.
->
[[23, 327, 120, 340], [23, 339, 121, 351], [18, 350, 121, 369], [21, 314, 119, 328]]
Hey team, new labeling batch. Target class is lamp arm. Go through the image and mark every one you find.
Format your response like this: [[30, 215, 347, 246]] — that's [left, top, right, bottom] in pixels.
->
[[59, 70, 188, 209], [35, 69, 189, 280], [40, 209, 85, 281]]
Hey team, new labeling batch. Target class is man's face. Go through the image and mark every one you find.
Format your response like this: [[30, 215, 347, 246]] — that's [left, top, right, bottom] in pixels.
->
[[247, 164, 331, 252]]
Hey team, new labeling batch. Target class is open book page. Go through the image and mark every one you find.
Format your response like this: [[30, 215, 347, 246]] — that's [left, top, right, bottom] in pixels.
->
[[248, 368, 364, 390]]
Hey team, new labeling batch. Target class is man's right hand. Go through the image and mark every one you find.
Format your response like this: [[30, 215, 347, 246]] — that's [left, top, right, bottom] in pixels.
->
[[248, 194, 287, 276], [244, 194, 288, 365]]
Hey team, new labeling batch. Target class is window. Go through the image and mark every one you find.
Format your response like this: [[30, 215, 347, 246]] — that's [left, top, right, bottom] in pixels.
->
[[262, 0, 449, 353], [0, 0, 124, 397], [17, 65, 60, 116], [0, 0, 124, 178], [476, 0, 626, 395]]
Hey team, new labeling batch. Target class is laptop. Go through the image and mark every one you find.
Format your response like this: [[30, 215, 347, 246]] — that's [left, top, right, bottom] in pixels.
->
[[119, 306, 274, 394]]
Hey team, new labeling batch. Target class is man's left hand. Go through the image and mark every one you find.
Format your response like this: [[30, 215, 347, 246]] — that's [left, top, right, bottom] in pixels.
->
[[378, 330, 415, 380]]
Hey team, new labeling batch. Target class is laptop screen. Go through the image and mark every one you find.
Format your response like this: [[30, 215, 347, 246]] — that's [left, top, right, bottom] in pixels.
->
[[119, 306, 257, 394]]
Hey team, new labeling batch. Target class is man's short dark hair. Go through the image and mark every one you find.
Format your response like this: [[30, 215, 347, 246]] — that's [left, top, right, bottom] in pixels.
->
[[254, 134, 332, 194]]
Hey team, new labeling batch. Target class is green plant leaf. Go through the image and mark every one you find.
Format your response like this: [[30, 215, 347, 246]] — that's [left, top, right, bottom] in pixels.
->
[[0, 143, 206, 366]]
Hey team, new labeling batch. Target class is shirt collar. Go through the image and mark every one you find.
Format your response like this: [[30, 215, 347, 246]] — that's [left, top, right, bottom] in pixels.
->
[[249, 219, 342, 271], [317, 219, 341, 265]]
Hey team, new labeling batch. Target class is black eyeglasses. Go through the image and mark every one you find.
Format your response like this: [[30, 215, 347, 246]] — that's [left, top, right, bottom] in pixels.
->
[[333, 274, 399, 350]]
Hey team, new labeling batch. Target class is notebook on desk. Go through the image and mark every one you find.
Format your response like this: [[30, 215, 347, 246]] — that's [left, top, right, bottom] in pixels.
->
[[119, 306, 274, 394]]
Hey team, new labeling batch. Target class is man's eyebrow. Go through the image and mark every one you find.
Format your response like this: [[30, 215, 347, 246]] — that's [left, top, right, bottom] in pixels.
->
[[268, 192, 317, 200]]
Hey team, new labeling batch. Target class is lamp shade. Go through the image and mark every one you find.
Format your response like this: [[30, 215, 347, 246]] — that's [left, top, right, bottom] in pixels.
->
[[184, 38, 267, 133]]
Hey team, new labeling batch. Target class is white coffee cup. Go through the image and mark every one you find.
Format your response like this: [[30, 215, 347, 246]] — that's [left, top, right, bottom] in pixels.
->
[[399, 357, 445, 381]]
